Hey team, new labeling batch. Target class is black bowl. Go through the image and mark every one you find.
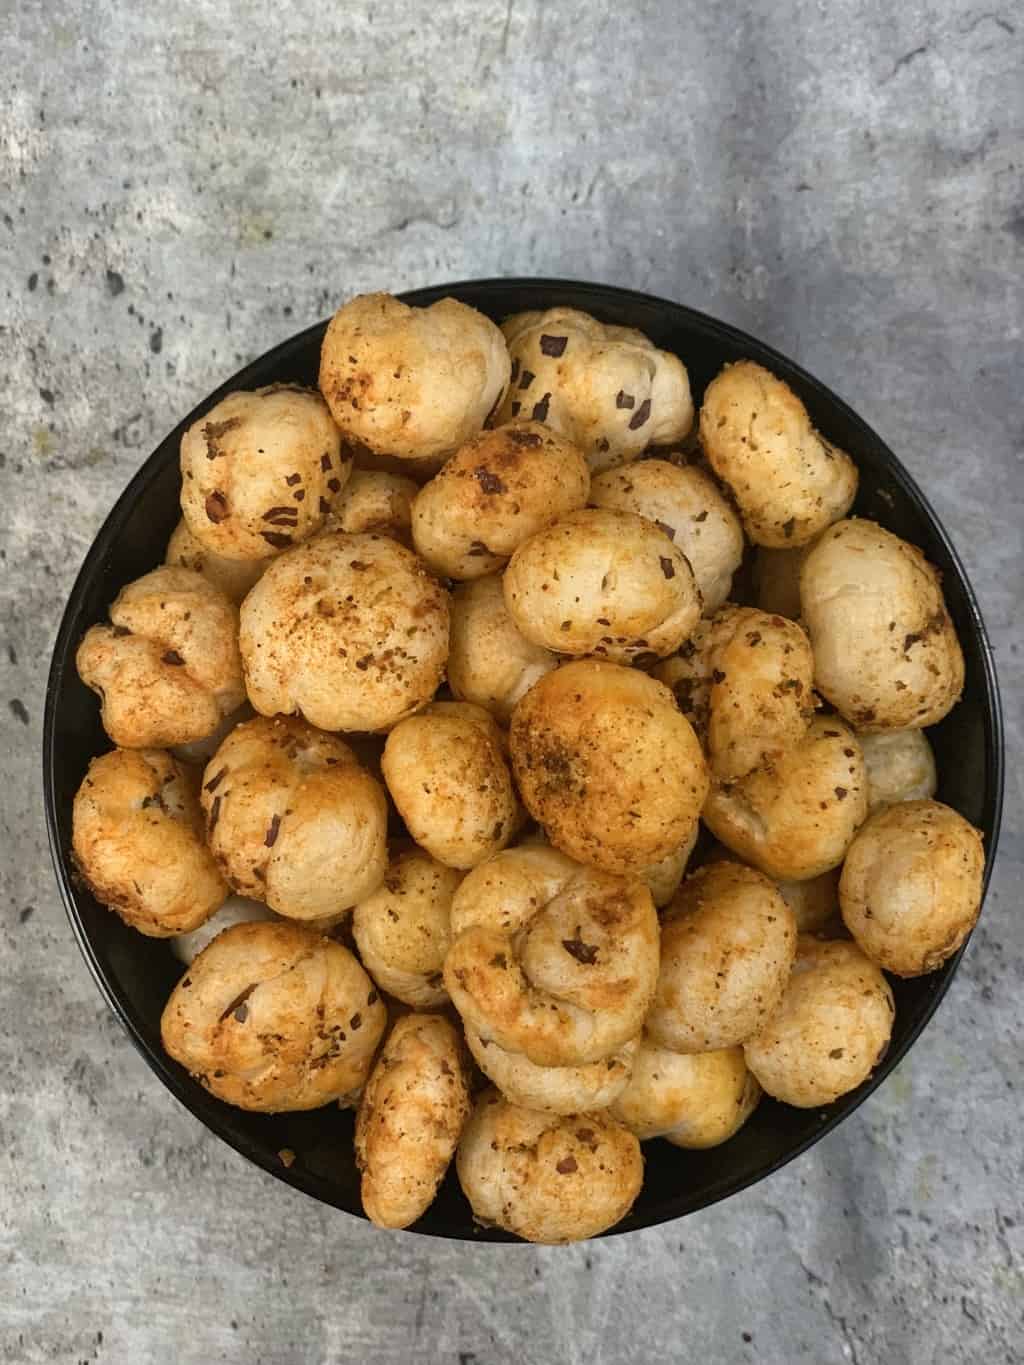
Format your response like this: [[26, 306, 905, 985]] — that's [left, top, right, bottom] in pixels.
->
[[43, 279, 1004, 1240]]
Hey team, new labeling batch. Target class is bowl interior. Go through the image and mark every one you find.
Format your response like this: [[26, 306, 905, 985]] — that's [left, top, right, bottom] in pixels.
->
[[43, 279, 1003, 1239]]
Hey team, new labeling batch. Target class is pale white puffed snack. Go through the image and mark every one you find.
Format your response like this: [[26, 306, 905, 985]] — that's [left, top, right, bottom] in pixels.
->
[[799, 519, 965, 731], [589, 459, 743, 613], [447, 573, 558, 723], [609, 1039, 761, 1148], [646, 861, 797, 1053], [464, 1028, 638, 1116], [318, 292, 510, 462], [743, 937, 894, 1108], [73, 748, 227, 937], [382, 703, 519, 869], [504, 508, 701, 664], [355, 1014, 471, 1229], [161, 920, 387, 1112], [411, 422, 590, 579], [165, 517, 270, 604], [179, 384, 347, 560], [839, 799, 984, 976], [200, 715, 388, 920], [510, 661, 709, 875], [239, 531, 449, 733], [325, 468, 418, 543], [76, 566, 245, 750], [700, 360, 858, 547], [753, 544, 811, 620], [444, 844, 659, 1066], [703, 716, 868, 881], [859, 728, 938, 814], [456, 1089, 643, 1243], [495, 307, 693, 473], [352, 848, 463, 1007], [171, 895, 277, 965]]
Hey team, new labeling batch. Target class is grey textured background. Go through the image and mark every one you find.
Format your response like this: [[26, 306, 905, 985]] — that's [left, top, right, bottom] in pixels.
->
[[2, 1, 1022, 1361]]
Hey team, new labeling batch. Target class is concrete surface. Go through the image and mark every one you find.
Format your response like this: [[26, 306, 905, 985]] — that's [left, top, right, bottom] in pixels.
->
[[2, 1, 1022, 1361]]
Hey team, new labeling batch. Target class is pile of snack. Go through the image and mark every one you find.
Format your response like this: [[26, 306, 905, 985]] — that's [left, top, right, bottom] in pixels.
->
[[71, 293, 984, 1243]]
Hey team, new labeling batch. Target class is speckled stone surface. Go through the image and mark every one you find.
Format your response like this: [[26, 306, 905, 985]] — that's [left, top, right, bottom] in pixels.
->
[[2, 2, 1022, 1361]]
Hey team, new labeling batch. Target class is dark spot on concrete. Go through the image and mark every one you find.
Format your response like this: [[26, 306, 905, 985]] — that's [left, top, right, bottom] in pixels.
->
[[149, 327, 163, 354], [105, 269, 125, 297], [19, 905, 34, 923], [9, 698, 29, 725]]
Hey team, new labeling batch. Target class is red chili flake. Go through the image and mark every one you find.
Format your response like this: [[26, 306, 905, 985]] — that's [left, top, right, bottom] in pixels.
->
[[628, 398, 651, 430], [903, 632, 922, 651], [162, 649, 185, 666], [327, 477, 342, 494], [475, 468, 506, 495], [518, 368, 535, 390], [654, 520, 676, 540], [747, 631, 762, 646], [712, 668, 726, 684], [262, 506, 299, 522], [843, 748, 855, 758], [467, 541, 491, 557], [208, 795, 222, 831], [285, 472, 302, 486], [205, 491, 229, 523], [204, 767, 227, 793], [694, 510, 708, 522], [562, 928, 598, 965], [781, 517, 796, 539], [489, 952, 508, 969], [293, 489, 305, 501], [350, 1012, 362, 1030], [660, 556, 675, 579], [616, 391, 635, 409], [510, 357, 520, 383], [111, 624, 131, 637], [829, 1047, 845, 1059], [556, 1156, 578, 1175], [834, 787, 848, 800], [596, 437, 610, 452], [508, 430, 542, 447], [560, 620, 572, 631], [531, 393, 551, 422], [319, 496, 331, 514], [540, 334, 568, 356], [264, 814, 281, 847], [321, 453, 332, 471], [355, 655, 373, 670], [261, 531, 293, 549], [367, 989, 378, 1005], [349, 560, 368, 571]]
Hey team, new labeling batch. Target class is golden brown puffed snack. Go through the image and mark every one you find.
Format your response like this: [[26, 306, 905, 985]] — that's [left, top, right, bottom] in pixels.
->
[[161, 920, 386, 1112], [702, 606, 816, 780], [447, 573, 558, 723], [753, 544, 811, 620], [456, 1089, 643, 1243], [410, 423, 590, 579], [589, 459, 744, 613], [464, 1028, 637, 1115], [76, 566, 246, 750], [743, 937, 894, 1108], [444, 844, 659, 1066], [171, 894, 277, 964], [319, 292, 510, 462], [239, 531, 449, 733], [839, 800, 984, 976], [495, 307, 693, 473], [324, 467, 418, 543], [179, 385, 347, 560], [503, 508, 701, 664], [352, 847, 463, 1007], [699, 360, 857, 547], [200, 715, 388, 920], [646, 862, 797, 1053], [165, 517, 270, 604], [355, 1014, 471, 1229], [859, 728, 938, 814], [381, 703, 520, 869], [73, 748, 227, 937], [609, 1039, 761, 1148], [510, 661, 709, 874], [799, 519, 965, 731], [703, 716, 868, 881]]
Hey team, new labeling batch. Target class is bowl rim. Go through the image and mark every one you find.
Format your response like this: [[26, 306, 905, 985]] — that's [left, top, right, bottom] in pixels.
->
[[42, 276, 1005, 1240]]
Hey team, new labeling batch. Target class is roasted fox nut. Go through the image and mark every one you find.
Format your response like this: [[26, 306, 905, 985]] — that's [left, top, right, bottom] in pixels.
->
[[495, 307, 693, 472], [510, 661, 709, 874], [504, 507, 702, 664], [76, 566, 246, 750], [200, 715, 388, 920], [324, 467, 418, 543], [73, 748, 227, 937], [160, 920, 387, 1112], [456, 1089, 643, 1243], [381, 703, 520, 869], [743, 937, 895, 1108], [699, 360, 858, 547], [444, 844, 659, 1067], [464, 1028, 638, 1116], [165, 517, 270, 604], [447, 573, 558, 723], [239, 531, 449, 733], [703, 716, 868, 881], [859, 728, 938, 814], [411, 422, 590, 579], [609, 1039, 762, 1148], [800, 519, 965, 731], [355, 1014, 471, 1229], [839, 800, 984, 976], [352, 848, 463, 1007], [646, 862, 798, 1053], [589, 459, 744, 613], [318, 292, 510, 463], [179, 385, 347, 560]]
